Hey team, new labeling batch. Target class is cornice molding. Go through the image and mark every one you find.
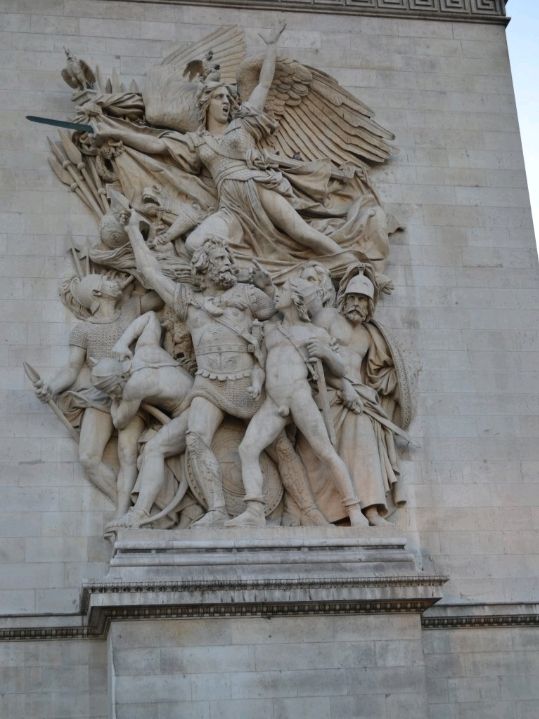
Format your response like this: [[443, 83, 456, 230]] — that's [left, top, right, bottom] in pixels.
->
[[4, 599, 539, 643], [422, 614, 539, 629], [422, 602, 539, 629], [0, 574, 446, 642], [82, 573, 447, 637], [119, 0, 509, 25], [0, 626, 89, 642]]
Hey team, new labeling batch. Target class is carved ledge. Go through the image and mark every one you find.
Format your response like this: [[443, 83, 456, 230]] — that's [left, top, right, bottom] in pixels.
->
[[75, 527, 447, 636], [0, 626, 89, 642], [119, 0, 509, 25], [422, 602, 539, 629]]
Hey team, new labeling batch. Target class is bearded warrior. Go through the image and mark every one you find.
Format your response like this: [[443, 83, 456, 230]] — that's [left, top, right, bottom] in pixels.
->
[[299, 265, 412, 525], [118, 212, 275, 527]]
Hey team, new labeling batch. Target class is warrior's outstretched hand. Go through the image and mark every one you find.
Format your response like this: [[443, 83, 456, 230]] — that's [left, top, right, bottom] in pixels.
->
[[250, 259, 274, 293]]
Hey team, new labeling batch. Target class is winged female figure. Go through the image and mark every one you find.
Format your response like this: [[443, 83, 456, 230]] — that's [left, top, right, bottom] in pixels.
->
[[92, 23, 397, 279]]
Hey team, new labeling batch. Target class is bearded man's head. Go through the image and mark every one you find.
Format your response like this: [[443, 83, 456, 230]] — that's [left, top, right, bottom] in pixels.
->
[[191, 235, 238, 289]]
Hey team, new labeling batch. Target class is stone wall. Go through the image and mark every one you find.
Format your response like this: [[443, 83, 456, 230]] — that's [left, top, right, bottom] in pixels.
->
[[0, 638, 107, 719], [110, 616, 429, 719], [1, 0, 537, 613], [424, 626, 539, 719], [0, 1, 538, 717]]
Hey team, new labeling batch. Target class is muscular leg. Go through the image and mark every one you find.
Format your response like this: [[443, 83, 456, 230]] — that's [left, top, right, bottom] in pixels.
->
[[115, 415, 145, 518], [226, 399, 286, 528], [187, 398, 227, 526], [290, 390, 368, 527], [135, 412, 189, 515], [105, 412, 189, 531], [258, 187, 358, 264], [78, 408, 116, 502], [239, 399, 287, 501]]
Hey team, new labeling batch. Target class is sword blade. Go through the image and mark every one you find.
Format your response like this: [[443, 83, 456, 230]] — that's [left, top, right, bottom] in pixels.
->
[[314, 358, 336, 447], [26, 115, 94, 134]]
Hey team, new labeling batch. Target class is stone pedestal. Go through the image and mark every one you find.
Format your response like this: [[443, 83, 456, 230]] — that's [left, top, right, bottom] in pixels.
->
[[81, 528, 445, 718]]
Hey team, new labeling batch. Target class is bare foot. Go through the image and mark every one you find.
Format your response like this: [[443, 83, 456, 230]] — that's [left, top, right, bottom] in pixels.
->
[[104, 507, 151, 537]]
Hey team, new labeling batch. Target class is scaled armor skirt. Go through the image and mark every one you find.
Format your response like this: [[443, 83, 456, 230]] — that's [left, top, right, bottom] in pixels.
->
[[185, 373, 263, 420]]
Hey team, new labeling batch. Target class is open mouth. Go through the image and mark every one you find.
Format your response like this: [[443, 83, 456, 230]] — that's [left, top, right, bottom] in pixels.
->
[[141, 187, 162, 209], [142, 196, 160, 208]]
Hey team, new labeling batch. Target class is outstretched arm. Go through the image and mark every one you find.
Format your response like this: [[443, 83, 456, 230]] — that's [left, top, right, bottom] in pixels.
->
[[248, 22, 286, 112], [123, 212, 177, 308], [34, 346, 86, 401], [94, 128, 167, 155]]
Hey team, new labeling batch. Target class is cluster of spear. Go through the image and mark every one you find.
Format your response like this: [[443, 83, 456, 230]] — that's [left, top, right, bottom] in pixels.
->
[[48, 129, 108, 219]]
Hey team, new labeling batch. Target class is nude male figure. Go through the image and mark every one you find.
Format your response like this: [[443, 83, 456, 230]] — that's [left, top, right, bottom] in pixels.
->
[[234, 278, 368, 528]]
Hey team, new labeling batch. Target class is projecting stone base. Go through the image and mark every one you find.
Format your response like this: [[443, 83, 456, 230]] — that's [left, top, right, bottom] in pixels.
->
[[81, 528, 445, 717], [82, 527, 445, 633]]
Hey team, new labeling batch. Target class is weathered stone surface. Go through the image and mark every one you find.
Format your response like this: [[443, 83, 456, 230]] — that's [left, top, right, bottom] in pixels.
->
[[110, 614, 429, 719], [0, 1, 538, 718], [0, 0, 531, 605]]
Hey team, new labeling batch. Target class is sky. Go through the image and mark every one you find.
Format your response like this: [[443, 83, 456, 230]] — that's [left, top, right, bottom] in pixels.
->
[[506, 0, 539, 246]]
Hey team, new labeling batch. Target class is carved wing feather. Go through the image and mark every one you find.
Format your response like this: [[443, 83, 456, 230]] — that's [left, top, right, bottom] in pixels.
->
[[237, 56, 394, 166], [300, 96, 388, 164], [161, 26, 246, 84]]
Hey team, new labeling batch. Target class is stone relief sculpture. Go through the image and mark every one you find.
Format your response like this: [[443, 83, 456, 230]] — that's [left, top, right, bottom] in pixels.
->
[[26, 22, 413, 534], [297, 264, 412, 527]]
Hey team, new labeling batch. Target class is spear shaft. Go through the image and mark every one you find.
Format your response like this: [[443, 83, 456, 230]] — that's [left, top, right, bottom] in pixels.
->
[[23, 362, 80, 443]]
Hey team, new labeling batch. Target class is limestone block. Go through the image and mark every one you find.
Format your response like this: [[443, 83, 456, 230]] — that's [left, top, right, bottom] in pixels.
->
[[110, 614, 429, 718], [161, 644, 255, 675], [115, 674, 192, 704], [330, 694, 388, 719]]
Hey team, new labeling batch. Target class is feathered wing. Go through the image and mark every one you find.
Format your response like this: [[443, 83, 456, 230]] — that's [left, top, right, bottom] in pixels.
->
[[237, 56, 394, 167], [143, 26, 246, 132], [161, 26, 246, 84]]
